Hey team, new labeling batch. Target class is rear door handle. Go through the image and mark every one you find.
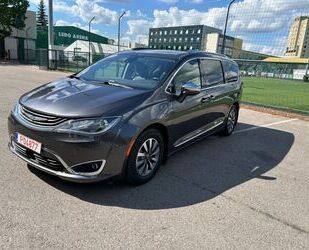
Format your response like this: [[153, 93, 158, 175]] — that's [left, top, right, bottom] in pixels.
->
[[201, 95, 215, 103]]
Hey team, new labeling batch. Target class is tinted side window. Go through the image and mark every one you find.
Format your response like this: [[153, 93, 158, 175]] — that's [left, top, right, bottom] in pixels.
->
[[200, 59, 224, 87], [173, 59, 201, 95], [222, 61, 239, 82]]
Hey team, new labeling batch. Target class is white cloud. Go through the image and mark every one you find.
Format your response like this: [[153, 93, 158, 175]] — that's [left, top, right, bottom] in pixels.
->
[[31, 0, 120, 25], [127, 19, 152, 35], [243, 42, 284, 56], [151, 6, 226, 28], [71, 0, 119, 25]]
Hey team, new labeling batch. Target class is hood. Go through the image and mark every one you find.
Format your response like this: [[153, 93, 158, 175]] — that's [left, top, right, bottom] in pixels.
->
[[19, 78, 151, 117]]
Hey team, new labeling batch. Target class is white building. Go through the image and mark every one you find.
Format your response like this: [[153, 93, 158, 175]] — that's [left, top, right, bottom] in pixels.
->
[[1, 11, 37, 60], [62, 40, 129, 64], [65, 40, 129, 55]]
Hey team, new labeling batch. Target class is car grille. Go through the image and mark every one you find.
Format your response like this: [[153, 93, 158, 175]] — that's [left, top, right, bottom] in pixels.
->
[[14, 142, 64, 172], [19, 105, 67, 127]]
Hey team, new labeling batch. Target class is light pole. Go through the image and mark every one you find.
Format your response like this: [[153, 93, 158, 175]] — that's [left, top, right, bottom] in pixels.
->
[[221, 0, 236, 55], [48, 0, 54, 69], [88, 16, 95, 66], [118, 11, 126, 52]]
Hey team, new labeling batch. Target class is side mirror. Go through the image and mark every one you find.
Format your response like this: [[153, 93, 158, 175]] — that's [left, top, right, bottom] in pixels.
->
[[181, 82, 201, 96]]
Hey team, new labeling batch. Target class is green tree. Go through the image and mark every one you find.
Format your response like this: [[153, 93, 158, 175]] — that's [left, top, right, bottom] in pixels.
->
[[0, 0, 29, 39], [37, 0, 47, 27]]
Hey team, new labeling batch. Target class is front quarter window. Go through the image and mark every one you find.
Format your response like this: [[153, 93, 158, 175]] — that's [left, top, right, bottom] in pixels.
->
[[172, 59, 201, 95]]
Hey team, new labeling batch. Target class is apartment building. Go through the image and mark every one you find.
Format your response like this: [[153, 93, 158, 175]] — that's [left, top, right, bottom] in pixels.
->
[[148, 25, 221, 51], [205, 33, 243, 58], [285, 16, 309, 58]]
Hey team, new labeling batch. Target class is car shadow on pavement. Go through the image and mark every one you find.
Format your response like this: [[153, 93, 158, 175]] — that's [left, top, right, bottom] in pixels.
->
[[29, 122, 294, 210]]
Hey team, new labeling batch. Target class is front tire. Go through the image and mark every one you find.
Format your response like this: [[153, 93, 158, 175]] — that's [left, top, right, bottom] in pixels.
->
[[126, 129, 164, 185], [220, 105, 238, 136]]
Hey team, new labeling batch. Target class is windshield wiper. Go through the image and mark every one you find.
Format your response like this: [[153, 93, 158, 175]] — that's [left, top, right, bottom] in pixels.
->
[[101, 80, 132, 89], [68, 75, 81, 80]]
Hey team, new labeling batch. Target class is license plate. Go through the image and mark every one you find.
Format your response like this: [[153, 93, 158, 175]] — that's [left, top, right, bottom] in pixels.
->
[[15, 132, 42, 154]]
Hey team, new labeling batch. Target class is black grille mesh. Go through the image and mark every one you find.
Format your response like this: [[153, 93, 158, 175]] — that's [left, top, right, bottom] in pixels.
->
[[19, 105, 67, 127], [14, 142, 64, 172]]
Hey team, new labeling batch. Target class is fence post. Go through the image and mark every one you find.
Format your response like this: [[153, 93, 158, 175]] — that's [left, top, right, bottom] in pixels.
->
[[55, 50, 58, 70], [47, 48, 49, 70], [304, 59, 309, 82]]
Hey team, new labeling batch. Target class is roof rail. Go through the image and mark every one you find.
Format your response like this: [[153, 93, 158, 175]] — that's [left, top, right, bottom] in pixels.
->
[[187, 50, 229, 58]]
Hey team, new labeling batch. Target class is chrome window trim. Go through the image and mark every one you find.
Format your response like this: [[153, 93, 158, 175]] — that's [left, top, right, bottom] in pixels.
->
[[164, 57, 202, 95], [164, 56, 233, 95]]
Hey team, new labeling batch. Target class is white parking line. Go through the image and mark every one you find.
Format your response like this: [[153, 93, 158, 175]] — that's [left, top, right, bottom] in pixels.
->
[[235, 118, 298, 134]]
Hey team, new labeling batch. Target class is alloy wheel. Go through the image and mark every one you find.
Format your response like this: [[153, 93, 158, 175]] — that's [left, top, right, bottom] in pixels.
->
[[135, 138, 160, 177], [227, 107, 237, 134]]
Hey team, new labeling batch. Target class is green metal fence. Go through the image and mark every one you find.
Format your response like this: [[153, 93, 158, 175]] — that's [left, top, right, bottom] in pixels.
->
[[21, 49, 108, 72], [235, 59, 308, 80]]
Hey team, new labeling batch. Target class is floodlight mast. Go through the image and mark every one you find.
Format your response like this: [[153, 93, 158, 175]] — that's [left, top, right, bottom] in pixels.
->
[[221, 0, 236, 55], [48, 0, 54, 69], [118, 11, 126, 52], [88, 16, 95, 66], [48, 0, 54, 49]]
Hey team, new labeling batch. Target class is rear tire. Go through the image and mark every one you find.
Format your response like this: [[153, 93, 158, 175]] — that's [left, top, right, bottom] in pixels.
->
[[220, 105, 238, 136], [126, 129, 164, 185]]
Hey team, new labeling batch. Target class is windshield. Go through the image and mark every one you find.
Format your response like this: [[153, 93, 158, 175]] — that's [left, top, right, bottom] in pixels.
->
[[77, 54, 176, 90]]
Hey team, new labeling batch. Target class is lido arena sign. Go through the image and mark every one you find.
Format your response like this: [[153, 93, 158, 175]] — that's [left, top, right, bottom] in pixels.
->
[[58, 32, 89, 41]]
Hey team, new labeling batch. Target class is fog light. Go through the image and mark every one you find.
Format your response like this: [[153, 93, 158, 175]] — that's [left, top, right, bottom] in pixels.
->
[[71, 160, 104, 176]]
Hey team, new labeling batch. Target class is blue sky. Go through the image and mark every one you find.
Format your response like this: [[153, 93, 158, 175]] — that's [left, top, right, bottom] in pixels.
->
[[28, 0, 309, 56]]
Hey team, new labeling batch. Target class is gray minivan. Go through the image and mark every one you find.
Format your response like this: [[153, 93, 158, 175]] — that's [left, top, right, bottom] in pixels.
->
[[8, 50, 242, 185]]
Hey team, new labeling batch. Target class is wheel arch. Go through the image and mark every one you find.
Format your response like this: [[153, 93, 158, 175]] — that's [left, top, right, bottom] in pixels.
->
[[140, 123, 169, 163], [233, 101, 240, 111], [126, 122, 169, 164]]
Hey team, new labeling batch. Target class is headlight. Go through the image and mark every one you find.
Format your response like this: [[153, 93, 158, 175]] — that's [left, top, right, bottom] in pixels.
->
[[54, 117, 121, 135]]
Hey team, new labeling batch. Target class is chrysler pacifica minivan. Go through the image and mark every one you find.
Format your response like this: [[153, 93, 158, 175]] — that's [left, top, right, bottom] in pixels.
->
[[8, 50, 242, 184]]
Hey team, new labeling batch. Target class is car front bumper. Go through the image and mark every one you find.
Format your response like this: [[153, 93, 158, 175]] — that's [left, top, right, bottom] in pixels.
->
[[8, 140, 106, 182], [7, 112, 130, 183]]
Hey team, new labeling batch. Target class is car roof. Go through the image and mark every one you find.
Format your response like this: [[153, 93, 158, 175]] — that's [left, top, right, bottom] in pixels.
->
[[118, 49, 233, 62]]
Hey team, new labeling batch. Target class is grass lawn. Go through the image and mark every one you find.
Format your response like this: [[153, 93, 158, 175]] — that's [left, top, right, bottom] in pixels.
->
[[242, 77, 309, 113]]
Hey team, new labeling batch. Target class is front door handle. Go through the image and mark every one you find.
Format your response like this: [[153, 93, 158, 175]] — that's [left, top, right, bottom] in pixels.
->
[[201, 95, 215, 103]]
